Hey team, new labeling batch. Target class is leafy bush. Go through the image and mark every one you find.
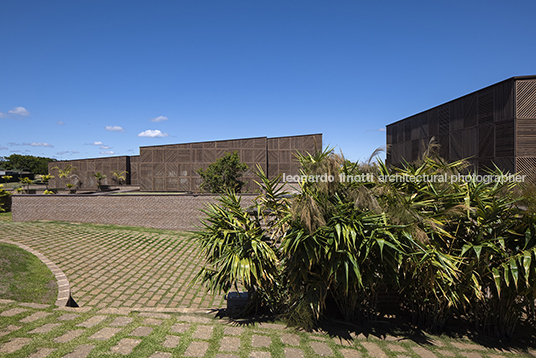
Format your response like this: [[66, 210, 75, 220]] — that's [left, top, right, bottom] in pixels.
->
[[192, 146, 536, 337], [196, 151, 248, 193], [0, 184, 12, 212]]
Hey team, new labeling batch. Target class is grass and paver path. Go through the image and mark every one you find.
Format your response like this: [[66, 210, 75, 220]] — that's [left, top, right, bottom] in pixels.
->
[[1, 215, 536, 357]]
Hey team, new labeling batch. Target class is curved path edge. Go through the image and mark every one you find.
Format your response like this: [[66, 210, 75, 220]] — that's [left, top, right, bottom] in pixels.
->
[[0, 239, 71, 307]]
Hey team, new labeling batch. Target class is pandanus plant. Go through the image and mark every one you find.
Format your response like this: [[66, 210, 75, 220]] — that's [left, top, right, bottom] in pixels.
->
[[192, 144, 536, 337]]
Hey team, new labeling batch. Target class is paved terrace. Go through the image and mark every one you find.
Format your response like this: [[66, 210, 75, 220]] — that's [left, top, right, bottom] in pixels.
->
[[1, 218, 535, 357]]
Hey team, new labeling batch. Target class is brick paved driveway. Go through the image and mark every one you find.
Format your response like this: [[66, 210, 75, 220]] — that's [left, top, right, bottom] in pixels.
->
[[0, 220, 224, 310], [1, 218, 535, 357]]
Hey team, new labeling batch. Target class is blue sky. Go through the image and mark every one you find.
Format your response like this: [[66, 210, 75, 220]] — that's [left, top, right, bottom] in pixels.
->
[[1, 0, 535, 163]]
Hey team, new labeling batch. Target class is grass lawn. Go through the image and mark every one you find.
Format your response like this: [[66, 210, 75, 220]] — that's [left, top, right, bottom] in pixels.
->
[[0, 242, 57, 305], [0, 212, 12, 222]]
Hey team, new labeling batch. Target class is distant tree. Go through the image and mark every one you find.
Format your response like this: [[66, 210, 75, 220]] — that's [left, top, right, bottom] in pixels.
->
[[1, 154, 56, 174], [19, 177, 33, 193], [40, 174, 54, 190], [111, 170, 128, 185], [93, 172, 106, 187], [196, 151, 248, 193]]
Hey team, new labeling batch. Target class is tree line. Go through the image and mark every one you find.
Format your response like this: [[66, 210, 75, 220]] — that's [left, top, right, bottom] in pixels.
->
[[0, 154, 57, 175]]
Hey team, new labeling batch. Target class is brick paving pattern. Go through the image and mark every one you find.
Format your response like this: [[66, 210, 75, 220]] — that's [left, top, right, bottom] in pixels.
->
[[1, 219, 535, 357]]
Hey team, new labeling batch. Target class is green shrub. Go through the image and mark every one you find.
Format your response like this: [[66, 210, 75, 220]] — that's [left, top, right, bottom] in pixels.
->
[[0, 184, 11, 212]]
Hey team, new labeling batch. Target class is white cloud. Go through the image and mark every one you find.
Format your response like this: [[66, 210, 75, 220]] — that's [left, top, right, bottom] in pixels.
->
[[0, 112, 6, 119], [100, 151, 115, 155], [150, 116, 168, 122], [85, 141, 103, 146], [137, 129, 169, 138], [8, 106, 30, 117], [100, 145, 111, 150], [378, 128, 386, 132], [56, 150, 79, 155], [56, 121, 66, 125], [23, 142, 53, 148], [105, 125, 124, 132]]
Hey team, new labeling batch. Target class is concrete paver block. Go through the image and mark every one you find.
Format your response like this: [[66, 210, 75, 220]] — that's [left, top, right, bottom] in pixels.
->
[[310, 341, 333, 356], [220, 336, 240, 351], [20, 311, 52, 323], [89, 327, 122, 340], [130, 326, 153, 337], [184, 341, 209, 357], [436, 351, 455, 357], [171, 323, 191, 333], [252, 335, 272, 347], [63, 344, 95, 358], [28, 323, 62, 334], [28, 347, 56, 358], [451, 342, 488, 351], [19, 303, 50, 309], [57, 313, 80, 321], [360, 342, 388, 358], [110, 316, 133, 326], [150, 352, 172, 358], [412, 346, 438, 358], [283, 347, 305, 358], [0, 337, 32, 354], [192, 325, 213, 339], [0, 325, 21, 337], [138, 312, 171, 319], [110, 338, 142, 355], [340, 348, 362, 358], [387, 344, 407, 353], [281, 333, 300, 346], [223, 326, 243, 336], [250, 352, 271, 358], [459, 353, 483, 358], [162, 335, 181, 348], [143, 318, 163, 325], [178, 315, 212, 323], [54, 329, 85, 343], [77, 315, 107, 328], [0, 307, 28, 317]]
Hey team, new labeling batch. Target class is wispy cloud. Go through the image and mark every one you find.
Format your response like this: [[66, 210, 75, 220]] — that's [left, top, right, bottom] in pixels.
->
[[137, 129, 169, 138], [100, 151, 115, 155], [0, 112, 6, 119], [105, 125, 124, 132], [56, 121, 66, 125], [56, 150, 80, 155], [100, 145, 111, 150], [85, 141, 103, 146], [366, 128, 387, 132], [23, 142, 53, 148], [8, 106, 30, 117], [0, 147, 8, 150], [150, 116, 168, 122], [6, 142, 53, 148]]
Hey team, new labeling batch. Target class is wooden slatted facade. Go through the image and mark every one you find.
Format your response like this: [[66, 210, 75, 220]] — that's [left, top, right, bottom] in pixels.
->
[[49, 134, 322, 192], [138, 134, 321, 192], [386, 76, 536, 181]]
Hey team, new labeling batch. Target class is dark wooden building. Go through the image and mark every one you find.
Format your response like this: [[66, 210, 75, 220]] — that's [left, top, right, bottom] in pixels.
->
[[49, 134, 322, 192], [386, 76, 536, 180]]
